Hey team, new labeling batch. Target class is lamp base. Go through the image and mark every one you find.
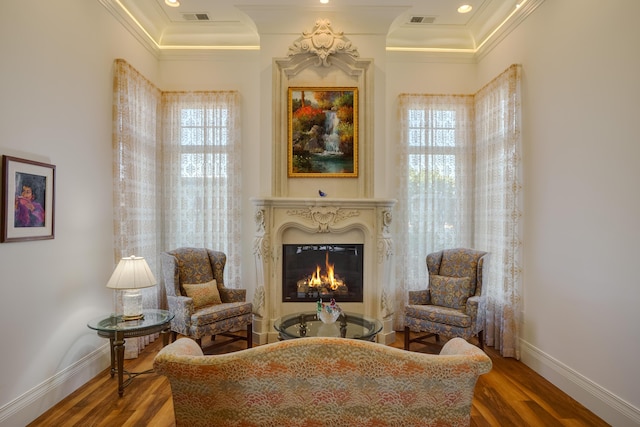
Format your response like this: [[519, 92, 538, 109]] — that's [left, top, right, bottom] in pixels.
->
[[122, 289, 143, 321], [122, 313, 145, 321]]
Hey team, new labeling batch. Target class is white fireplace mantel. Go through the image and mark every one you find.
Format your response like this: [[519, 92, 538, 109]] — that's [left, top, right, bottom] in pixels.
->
[[251, 197, 396, 344]]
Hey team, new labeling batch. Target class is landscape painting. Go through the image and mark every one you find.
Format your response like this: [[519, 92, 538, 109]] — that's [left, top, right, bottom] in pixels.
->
[[288, 87, 358, 177]]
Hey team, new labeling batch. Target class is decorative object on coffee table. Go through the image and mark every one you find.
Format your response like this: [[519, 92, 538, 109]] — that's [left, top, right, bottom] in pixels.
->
[[317, 298, 341, 324]]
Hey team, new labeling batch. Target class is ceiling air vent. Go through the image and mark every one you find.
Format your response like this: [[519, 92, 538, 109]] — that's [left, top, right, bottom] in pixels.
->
[[182, 13, 210, 21], [408, 16, 436, 24]]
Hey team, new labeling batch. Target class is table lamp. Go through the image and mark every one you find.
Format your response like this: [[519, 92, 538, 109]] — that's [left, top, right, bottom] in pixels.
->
[[106, 255, 157, 320]]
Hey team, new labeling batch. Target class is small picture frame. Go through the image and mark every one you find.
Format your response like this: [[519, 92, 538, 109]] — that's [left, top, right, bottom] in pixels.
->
[[1, 155, 56, 242], [288, 87, 358, 178]]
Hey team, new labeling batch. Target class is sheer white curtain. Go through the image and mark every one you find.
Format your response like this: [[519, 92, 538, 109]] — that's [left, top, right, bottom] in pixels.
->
[[396, 65, 523, 358], [112, 61, 243, 357], [160, 91, 242, 285], [474, 64, 523, 358], [395, 95, 475, 329], [112, 59, 163, 357]]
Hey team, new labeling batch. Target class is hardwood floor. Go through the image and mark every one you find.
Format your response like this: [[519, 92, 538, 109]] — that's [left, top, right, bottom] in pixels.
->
[[28, 332, 609, 427]]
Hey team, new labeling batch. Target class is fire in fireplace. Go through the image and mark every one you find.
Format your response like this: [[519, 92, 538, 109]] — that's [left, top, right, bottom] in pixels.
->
[[282, 244, 363, 302]]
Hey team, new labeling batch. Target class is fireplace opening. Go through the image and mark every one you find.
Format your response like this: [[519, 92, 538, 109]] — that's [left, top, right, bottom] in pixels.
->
[[282, 244, 364, 302]]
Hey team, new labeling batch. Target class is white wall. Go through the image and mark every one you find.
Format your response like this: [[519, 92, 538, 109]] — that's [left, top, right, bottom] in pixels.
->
[[474, 1, 640, 425], [0, 1, 158, 425]]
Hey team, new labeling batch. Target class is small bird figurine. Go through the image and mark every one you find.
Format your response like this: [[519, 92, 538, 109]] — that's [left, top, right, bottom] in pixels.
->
[[318, 190, 327, 197]]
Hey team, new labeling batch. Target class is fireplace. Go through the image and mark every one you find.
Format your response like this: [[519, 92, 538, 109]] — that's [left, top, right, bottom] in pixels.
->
[[251, 197, 396, 345], [282, 243, 364, 302]]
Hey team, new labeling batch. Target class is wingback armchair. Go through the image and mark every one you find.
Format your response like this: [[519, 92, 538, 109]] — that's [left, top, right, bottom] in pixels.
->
[[161, 247, 252, 349], [405, 248, 489, 350]]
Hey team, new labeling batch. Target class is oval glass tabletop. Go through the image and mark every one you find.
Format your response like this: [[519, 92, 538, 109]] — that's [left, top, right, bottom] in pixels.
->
[[87, 309, 173, 332], [274, 311, 382, 341]]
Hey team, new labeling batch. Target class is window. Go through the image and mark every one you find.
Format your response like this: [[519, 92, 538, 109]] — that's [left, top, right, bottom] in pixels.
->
[[395, 94, 474, 308], [162, 91, 242, 284], [180, 107, 230, 178], [406, 107, 466, 250]]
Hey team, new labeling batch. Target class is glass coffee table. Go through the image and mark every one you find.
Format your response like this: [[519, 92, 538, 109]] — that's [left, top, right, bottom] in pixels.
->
[[274, 311, 382, 341]]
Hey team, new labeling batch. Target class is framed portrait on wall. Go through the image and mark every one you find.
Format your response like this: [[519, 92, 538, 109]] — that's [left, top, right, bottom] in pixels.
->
[[1, 155, 56, 242], [288, 87, 358, 178]]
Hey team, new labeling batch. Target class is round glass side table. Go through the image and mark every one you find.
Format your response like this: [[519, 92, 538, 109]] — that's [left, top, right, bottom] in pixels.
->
[[87, 309, 174, 397]]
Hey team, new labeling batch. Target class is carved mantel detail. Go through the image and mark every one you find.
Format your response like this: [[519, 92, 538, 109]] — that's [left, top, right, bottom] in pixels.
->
[[287, 206, 360, 233], [381, 209, 392, 234], [288, 19, 360, 67]]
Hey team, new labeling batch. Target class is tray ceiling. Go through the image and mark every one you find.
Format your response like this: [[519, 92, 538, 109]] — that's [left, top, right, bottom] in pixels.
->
[[100, 0, 542, 55]]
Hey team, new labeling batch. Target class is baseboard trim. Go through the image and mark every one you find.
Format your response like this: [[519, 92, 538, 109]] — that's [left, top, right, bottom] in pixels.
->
[[520, 339, 640, 427], [0, 344, 110, 426]]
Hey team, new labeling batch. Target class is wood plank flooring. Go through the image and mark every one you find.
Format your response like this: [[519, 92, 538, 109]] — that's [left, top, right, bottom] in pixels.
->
[[28, 332, 609, 427]]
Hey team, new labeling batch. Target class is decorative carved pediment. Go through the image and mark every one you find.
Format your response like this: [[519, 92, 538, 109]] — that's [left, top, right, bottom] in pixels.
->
[[288, 19, 359, 67], [287, 206, 360, 233]]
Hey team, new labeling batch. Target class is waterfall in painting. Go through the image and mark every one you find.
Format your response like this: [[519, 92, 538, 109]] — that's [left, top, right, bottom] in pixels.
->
[[322, 110, 342, 155]]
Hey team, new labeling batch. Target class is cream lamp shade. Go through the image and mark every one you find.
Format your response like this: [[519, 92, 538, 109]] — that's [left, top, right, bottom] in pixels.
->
[[107, 255, 157, 320]]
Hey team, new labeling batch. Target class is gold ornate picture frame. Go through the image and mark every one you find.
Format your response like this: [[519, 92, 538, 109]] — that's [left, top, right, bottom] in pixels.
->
[[288, 87, 358, 178]]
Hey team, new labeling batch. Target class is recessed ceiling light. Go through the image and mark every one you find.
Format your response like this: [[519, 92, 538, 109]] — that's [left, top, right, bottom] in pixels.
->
[[165, 0, 180, 7], [320, 0, 329, 3], [457, 4, 473, 13]]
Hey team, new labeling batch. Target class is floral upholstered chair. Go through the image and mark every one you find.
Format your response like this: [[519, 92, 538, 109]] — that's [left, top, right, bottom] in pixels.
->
[[405, 248, 489, 351], [154, 336, 492, 427], [161, 247, 252, 349]]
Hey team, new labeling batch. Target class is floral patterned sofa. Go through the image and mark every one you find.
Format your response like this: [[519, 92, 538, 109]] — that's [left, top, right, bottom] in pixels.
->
[[154, 336, 492, 427]]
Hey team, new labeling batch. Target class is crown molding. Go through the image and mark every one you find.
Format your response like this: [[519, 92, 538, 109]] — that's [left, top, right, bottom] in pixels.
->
[[475, 0, 546, 61], [385, 0, 546, 62], [99, 0, 160, 58]]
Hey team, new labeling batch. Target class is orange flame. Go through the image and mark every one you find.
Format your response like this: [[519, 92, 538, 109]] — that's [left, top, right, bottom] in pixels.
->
[[304, 251, 344, 291], [310, 265, 322, 286], [325, 252, 338, 290]]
